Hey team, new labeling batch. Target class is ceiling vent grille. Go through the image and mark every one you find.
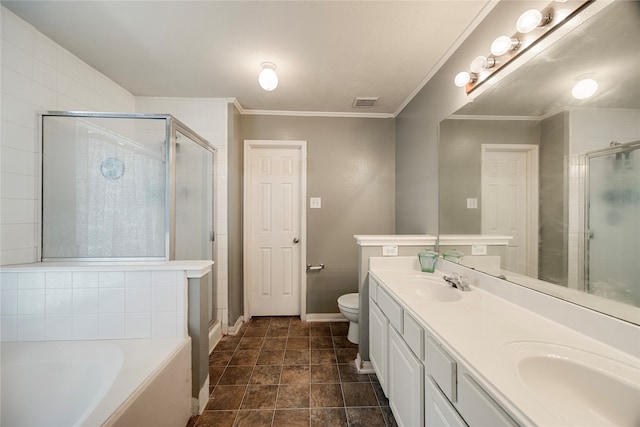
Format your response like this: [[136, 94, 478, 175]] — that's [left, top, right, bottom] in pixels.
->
[[352, 97, 379, 108]]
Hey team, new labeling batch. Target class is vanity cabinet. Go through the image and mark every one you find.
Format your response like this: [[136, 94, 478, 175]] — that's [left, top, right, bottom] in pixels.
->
[[369, 274, 520, 427]]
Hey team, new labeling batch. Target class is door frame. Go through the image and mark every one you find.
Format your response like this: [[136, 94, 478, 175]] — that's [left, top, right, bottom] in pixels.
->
[[243, 140, 307, 321], [481, 144, 539, 276]]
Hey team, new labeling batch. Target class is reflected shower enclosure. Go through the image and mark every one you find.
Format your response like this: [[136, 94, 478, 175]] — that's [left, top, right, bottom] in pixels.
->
[[40, 112, 216, 262]]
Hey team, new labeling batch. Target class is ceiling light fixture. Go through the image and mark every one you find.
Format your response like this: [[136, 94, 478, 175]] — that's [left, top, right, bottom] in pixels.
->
[[454, 71, 476, 88], [491, 36, 520, 57], [572, 78, 598, 99], [470, 56, 496, 73], [258, 62, 278, 91], [516, 9, 552, 33]]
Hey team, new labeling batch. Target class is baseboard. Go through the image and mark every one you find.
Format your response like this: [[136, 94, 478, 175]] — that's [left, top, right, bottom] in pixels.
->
[[208, 321, 222, 354], [355, 353, 376, 374], [226, 315, 244, 335], [305, 313, 348, 322]]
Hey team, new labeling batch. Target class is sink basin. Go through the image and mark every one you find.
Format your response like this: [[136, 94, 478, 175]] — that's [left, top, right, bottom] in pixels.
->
[[501, 341, 640, 425], [391, 277, 462, 302]]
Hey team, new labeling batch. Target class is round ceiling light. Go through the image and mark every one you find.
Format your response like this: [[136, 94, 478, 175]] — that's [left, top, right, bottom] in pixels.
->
[[517, 9, 543, 33], [258, 63, 278, 91], [491, 36, 519, 56], [454, 71, 472, 88], [572, 78, 598, 99]]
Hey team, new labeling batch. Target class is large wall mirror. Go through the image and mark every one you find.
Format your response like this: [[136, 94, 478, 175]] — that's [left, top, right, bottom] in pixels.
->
[[439, 0, 639, 324]]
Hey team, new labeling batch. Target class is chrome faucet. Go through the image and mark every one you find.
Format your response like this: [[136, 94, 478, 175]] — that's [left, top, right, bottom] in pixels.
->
[[443, 273, 471, 291]]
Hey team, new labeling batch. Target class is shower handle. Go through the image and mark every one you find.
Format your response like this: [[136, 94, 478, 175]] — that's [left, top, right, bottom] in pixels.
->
[[293, 237, 300, 244]]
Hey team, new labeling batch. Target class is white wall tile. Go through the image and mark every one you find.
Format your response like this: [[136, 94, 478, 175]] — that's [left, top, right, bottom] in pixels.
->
[[99, 288, 125, 313], [17, 314, 45, 340], [33, 59, 57, 90], [1, 146, 36, 175], [125, 271, 151, 288], [72, 313, 99, 339], [1, 172, 36, 199], [2, 41, 33, 77], [99, 313, 124, 339], [45, 272, 72, 289], [0, 272, 18, 289], [1, 315, 18, 340], [73, 288, 99, 314], [45, 289, 72, 314], [1, 199, 36, 224], [72, 271, 99, 288], [99, 271, 125, 288], [45, 314, 72, 340], [152, 287, 176, 312], [1, 289, 18, 314], [17, 289, 45, 314], [1, 10, 34, 53], [126, 287, 151, 312], [151, 270, 178, 287], [1, 120, 37, 152], [17, 272, 44, 289], [33, 33, 57, 67], [1, 223, 36, 250], [152, 311, 177, 338], [0, 248, 36, 266], [125, 312, 151, 338]]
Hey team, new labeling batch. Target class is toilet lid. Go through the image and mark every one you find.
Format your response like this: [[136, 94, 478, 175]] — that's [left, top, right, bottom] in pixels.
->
[[338, 293, 359, 309]]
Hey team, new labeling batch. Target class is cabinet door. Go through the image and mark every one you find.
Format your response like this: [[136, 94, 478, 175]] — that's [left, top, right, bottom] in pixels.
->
[[389, 326, 424, 427], [369, 300, 388, 395], [425, 374, 467, 427]]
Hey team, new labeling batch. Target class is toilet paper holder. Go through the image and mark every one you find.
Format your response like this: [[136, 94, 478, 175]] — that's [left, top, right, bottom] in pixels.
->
[[306, 264, 325, 272]]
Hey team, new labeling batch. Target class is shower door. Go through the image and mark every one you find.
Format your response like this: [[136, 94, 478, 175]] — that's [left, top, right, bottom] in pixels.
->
[[173, 129, 216, 324], [586, 142, 640, 307]]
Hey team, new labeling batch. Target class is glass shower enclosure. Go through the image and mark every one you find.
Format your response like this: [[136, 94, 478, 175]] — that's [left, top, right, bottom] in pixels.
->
[[40, 111, 217, 322]]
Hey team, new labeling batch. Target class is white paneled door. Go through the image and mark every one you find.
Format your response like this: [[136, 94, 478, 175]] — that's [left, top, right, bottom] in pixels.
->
[[481, 144, 538, 276], [245, 141, 306, 317]]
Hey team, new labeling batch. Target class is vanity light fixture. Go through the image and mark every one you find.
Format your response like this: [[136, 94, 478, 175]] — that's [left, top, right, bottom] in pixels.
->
[[491, 36, 520, 57], [454, 71, 476, 88], [258, 62, 278, 91], [572, 78, 598, 99], [454, 0, 591, 94], [470, 56, 496, 73]]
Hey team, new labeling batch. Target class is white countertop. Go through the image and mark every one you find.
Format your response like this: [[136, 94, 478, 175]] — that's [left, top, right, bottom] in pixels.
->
[[369, 260, 640, 426]]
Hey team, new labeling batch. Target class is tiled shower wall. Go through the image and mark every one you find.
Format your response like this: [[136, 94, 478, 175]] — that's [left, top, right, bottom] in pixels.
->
[[0, 7, 230, 331], [0, 269, 187, 341]]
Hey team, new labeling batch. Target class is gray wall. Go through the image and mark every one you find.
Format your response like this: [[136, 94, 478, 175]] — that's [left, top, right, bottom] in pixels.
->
[[227, 104, 244, 324], [241, 115, 395, 313], [395, 1, 541, 234], [539, 111, 569, 285], [439, 119, 541, 233]]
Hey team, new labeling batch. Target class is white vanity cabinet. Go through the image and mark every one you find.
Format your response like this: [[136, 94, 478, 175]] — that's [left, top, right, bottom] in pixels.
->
[[369, 296, 389, 394], [389, 325, 424, 427]]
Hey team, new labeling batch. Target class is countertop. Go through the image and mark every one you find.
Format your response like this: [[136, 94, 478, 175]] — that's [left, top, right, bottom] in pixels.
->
[[369, 258, 640, 426]]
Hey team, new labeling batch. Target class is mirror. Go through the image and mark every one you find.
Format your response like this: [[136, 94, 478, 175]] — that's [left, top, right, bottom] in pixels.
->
[[438, 1, 640, 324]]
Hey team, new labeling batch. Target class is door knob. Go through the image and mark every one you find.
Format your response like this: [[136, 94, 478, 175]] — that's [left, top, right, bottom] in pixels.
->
[[293, 237, 300, 244]]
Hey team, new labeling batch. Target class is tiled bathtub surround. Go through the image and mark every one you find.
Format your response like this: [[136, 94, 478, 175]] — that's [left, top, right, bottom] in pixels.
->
[[0, 267, 190, 341], [189, 317, 397, 427]]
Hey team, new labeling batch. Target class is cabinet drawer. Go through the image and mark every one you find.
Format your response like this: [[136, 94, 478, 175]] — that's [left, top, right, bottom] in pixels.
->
[[403, 312, 424, 360], [457, 372, 517, 426], [377, 287, 403, 333], [425, 337, 457, 402], [369, 277, 378, 303]]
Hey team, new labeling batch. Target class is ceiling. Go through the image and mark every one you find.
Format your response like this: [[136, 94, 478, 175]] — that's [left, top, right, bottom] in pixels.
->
[[2, 0, 493, 116]]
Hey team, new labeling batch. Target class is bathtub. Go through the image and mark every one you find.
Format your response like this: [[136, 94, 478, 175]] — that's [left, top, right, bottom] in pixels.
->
[[1, 338, 192, 427]]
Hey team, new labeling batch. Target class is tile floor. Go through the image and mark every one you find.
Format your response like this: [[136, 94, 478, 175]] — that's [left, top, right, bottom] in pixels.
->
[[187, 316, 397, 427]]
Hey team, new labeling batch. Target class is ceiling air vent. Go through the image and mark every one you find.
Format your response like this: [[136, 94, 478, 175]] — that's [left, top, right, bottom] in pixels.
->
[[352, 97, 379, 108]]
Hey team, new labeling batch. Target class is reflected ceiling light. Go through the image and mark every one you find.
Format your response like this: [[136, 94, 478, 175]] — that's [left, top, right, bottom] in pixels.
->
[[516, 9, 549, 33], [491, 36, 520, 56], [454, 71, 476, 88], [470, 56, 496, 73], [258, 62, 278, 91], [572, 78, 598, 99]]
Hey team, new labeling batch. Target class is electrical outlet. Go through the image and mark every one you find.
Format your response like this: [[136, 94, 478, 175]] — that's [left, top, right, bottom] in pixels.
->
[[467, 198, 478, 209], [310, 197, 321, 209], [382, 245, 398, 256], [471, 245, 487, 255]]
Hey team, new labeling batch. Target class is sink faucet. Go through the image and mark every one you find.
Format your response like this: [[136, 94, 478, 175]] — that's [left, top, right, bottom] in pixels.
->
[[443, 273, 471, 291]]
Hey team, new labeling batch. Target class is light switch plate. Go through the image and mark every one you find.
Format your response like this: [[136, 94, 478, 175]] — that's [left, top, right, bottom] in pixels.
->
[[310, 197, 321, 209], [471, 245, 487, 255], [467, 198, 478, 209], [382, 245, 398, 256]]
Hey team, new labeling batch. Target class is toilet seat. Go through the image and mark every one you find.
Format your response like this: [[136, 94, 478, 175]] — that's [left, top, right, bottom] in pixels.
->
[[338, 293, 359, 310]]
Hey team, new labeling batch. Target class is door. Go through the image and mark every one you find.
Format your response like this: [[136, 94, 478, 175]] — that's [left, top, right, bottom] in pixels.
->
[[481, 144, 538, 276], [369, 300, 389, 396], [244, 141, 306, 317], [388, 325, 424, 427]]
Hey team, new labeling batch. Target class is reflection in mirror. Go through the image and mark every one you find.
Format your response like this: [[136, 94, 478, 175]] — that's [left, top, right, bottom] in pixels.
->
[[438, 1, 640, 324]]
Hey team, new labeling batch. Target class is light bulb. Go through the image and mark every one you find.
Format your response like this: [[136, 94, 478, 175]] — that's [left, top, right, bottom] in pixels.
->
[[517, 9, 543, 33], [491, 36, 519, 56], [258, 63, 278, 91], [454, 71, 471, 88], [470, 56, 495, 73], [572, 78, 598, 99]]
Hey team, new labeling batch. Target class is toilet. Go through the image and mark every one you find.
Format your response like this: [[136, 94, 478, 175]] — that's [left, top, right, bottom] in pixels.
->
[[337, 293, 359, 344]]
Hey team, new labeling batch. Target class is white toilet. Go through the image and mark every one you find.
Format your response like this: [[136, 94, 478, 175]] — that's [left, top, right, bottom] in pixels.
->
[[337, 293, 360, 344]]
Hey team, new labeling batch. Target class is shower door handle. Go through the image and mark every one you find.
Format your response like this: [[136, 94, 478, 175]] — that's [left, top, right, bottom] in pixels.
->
[[293, 237, 300, 244]]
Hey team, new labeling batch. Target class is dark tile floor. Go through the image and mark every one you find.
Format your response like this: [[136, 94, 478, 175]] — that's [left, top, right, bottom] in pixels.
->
[[187, 316, 397, 427]]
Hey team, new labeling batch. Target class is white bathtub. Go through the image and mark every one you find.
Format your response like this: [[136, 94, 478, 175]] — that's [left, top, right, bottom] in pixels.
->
[[1, 338, 192, 427]]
